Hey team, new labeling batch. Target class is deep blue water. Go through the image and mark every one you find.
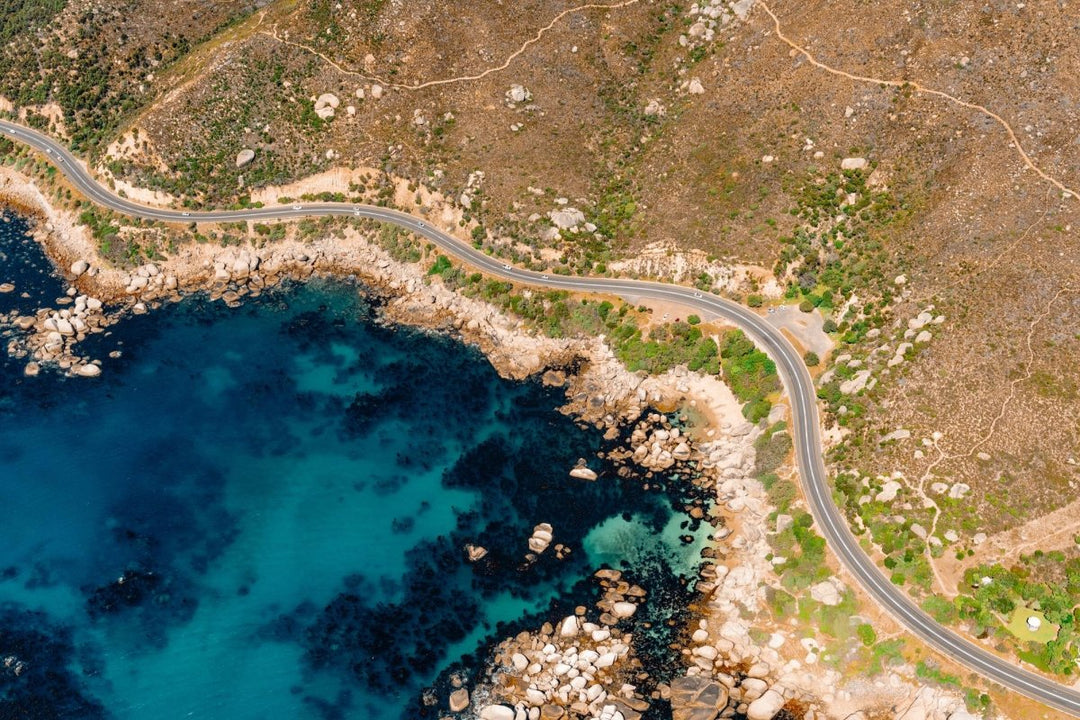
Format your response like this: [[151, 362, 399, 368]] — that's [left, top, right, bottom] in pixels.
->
[[0, 213, 712, 720]]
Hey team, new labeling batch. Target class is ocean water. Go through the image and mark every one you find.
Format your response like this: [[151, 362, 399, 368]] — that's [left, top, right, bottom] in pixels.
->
[[0, 213, 713, 720]]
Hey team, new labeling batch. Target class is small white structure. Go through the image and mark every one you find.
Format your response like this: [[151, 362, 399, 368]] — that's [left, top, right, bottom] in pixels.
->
[[1027, 616, 1042, 632]]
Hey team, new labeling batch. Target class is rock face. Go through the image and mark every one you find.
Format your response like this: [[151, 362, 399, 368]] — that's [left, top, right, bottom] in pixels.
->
[[235, 149, 256, 168], [70, 260, 89, 276], [841, 157, 868, 170], [669, 676, 727, 720]]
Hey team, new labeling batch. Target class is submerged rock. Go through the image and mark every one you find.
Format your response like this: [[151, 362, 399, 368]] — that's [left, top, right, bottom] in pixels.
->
[[669, 676, 727, 720]]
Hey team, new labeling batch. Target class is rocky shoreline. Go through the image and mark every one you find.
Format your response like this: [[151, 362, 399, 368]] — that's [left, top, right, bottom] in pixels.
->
[[0, 166, 986, 720]]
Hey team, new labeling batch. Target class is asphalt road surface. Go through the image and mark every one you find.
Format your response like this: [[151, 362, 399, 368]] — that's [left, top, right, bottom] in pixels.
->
[[4, 117, 1079, 715]]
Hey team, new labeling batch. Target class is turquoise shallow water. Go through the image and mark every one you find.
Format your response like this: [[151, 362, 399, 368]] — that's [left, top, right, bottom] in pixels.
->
[[0, 214, 712, 720]]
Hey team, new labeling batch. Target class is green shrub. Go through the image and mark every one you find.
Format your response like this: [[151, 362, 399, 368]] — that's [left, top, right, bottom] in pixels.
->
[[804, 351, 820, 367], [428, 254, 452, 275], [720, 330, 781, 417]]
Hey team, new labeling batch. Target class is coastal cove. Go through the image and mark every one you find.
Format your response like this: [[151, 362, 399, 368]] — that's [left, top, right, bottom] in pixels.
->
[[0, 213, 714, 720]]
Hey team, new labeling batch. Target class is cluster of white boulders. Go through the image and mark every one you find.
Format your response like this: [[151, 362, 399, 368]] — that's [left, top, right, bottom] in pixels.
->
[[117, 248, 323, 309], [121, 262, 178, 297], [626, 413, 694, 470], [3, 271, 111, 377], [663, 620, 817, 720], [681, 0, 735, 50], [472, 570, 649, 720], [525, 522, 572, 561], [209, 247, 319, 306], [696, 421, 756, 481]]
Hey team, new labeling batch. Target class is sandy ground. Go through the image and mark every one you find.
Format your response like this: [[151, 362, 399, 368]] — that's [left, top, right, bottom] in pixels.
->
[[766, 304, 833, 359]]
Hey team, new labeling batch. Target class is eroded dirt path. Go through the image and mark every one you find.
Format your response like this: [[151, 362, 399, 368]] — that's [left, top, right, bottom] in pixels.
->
[[757, 1, 1079, 202], [262, 0, 640, 91]]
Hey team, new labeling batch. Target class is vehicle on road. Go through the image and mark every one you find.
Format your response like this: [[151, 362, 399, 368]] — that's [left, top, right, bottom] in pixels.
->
[[292, 205, 303, 211], [182, 212, 190, 217]]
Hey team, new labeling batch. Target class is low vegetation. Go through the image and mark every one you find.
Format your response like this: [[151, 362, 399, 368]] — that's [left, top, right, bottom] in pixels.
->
[[429, 255, 781, 420], [952, 555, 1080, 676]]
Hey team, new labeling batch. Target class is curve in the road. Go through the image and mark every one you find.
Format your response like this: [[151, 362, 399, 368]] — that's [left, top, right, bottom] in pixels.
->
[[3, 118, 1079, 716]]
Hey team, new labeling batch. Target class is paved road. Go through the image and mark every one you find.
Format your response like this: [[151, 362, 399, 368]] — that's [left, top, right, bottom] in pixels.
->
[[4, 117, 1080, 715]]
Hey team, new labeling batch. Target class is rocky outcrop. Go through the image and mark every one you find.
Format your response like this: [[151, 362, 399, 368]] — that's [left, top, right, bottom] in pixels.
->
[[549, 208, 586, 230], [3, 288, 110, 376], [313, 93, 340, 119], [528, 523, 554, 555], [506, 84, 532, 105], [569, 466, 598, 481], [449, 687, 470, 712]]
